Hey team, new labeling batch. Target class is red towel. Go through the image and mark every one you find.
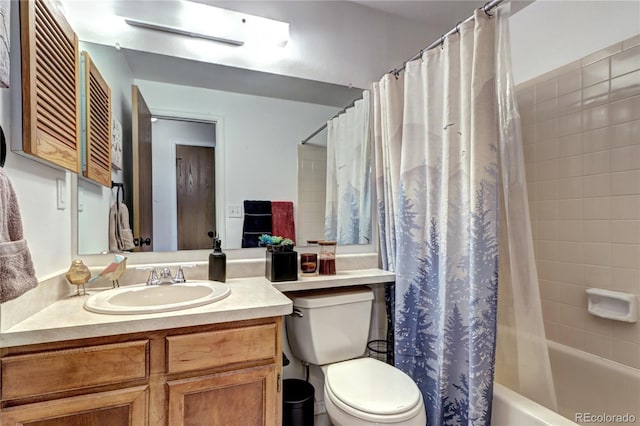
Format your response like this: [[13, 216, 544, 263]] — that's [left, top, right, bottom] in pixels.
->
[[271, 201, 295, 244]]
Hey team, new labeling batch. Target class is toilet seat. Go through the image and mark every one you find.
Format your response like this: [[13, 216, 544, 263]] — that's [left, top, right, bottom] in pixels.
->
[[325, 358, 424, 423]]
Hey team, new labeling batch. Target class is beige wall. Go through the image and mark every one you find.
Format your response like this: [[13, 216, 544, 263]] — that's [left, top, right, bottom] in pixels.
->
[[518, 35, 640, 369]]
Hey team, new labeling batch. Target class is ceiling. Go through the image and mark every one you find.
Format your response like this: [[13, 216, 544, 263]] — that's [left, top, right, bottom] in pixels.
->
[[351, 0, 534, 24]]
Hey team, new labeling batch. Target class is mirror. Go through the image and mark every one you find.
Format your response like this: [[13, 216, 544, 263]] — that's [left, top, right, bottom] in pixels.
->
[[75, 39, 368, 254]]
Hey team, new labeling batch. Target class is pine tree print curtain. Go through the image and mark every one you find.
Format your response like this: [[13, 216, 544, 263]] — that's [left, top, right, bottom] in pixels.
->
[[325, 91, 372, 245], [373, 9, 500, 425]]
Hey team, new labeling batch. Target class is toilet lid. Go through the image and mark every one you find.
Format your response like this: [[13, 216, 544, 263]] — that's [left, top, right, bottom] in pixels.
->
[[325, 358, 422, 416]]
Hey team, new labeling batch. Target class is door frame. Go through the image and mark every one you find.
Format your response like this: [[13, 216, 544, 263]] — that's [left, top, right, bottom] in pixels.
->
[[151, 108, 226, 248]]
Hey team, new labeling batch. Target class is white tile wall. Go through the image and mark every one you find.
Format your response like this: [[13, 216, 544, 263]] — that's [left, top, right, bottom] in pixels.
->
[[519, 36, 640, 369], [297, 145, 328, 244]]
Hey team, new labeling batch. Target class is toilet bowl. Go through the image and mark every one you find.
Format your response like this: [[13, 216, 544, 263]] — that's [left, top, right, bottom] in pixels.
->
[[285, 287, 426, 425], [322, 358, 426, 425]]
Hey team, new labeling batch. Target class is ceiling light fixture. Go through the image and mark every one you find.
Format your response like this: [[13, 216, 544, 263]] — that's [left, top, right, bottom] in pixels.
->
[[123, 2, 289, 48], [124, 18, 245, 46]]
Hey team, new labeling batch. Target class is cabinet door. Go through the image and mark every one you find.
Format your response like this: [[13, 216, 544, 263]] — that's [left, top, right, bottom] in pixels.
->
[[167, 365, 279, 426], [19, 0, 81, 172], [0, 386, 148, 426]]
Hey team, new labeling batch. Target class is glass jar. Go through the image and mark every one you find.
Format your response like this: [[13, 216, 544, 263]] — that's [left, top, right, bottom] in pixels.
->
[[318, 240, 337, 275], [300, 240, 319, 275]]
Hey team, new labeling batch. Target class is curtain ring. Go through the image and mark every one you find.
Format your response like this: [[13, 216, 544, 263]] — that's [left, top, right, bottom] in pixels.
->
[[455, 21, 463, 34], [483, 1, 494, 17], [439, 34, 445, 49]]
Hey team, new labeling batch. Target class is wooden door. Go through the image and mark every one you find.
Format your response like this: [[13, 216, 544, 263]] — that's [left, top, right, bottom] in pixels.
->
[[176, 145, 215, 250], [131, 85, 153, 251], [167, 365, 278, 426], [0, 386, 148, 426]]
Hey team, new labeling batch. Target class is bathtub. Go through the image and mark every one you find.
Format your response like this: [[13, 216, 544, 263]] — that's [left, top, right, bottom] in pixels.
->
[[492, 341, 640, 426]]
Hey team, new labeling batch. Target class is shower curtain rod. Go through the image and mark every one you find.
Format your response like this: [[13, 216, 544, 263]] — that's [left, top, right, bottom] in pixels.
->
[[300, 97, 361, 144], [300, 0, 503, 145]]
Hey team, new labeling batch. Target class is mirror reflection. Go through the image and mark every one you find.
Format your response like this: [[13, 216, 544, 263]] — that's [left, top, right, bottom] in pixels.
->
[[76, 40, 369, 254]]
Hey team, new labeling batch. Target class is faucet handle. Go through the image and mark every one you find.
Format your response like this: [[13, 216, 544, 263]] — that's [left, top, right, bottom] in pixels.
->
[[159, 267, 172, 280], [174, 264, 196, 283], [136, 266, 158, 286]]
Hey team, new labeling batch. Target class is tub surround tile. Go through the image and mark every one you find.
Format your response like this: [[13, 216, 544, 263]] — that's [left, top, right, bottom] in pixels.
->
[[581, 127, 608, 154], [613, 321, 640, 344], [611, 120, 640, 148], [558, 242, 583, 264], [558, 324, 612, 360], [623, 34, 640, 50], [582, 80, 610, 109], [518, 40, 640, 367], [582, 264, 612, 289], [582, 43, 621, 67], [611, 45, 640, 78], [610, 145, 640, 172], [582, 58, 610, 87], [582, 220, 611, 243], [611, 339, 640, 369], [558, 305, 613, 338], [558, 69, 583, 96], [557, 90, 582, 116], [582, 104, 610, 131], [611, 220, 640, 244], [611, 170, 640, 195], [611, 268, 640, 294], [559, 262, 584, 285], [610, 70, 640, 102], [611, 95, 640, 124]]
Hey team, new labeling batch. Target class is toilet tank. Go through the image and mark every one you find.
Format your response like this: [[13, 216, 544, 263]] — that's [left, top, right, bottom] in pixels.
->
[[286, 286, 374, 365]]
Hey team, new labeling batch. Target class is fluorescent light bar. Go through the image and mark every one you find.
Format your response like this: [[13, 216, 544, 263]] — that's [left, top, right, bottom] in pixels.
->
[[124, 18, 245, 46]]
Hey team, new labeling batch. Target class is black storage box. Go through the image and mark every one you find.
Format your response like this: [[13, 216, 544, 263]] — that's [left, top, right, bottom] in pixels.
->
[[265, 249, 298, 282]]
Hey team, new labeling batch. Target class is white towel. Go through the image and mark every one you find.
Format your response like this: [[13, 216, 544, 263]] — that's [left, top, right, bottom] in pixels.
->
[[109, 202, 135, 252], [0, 169, 37, 303]]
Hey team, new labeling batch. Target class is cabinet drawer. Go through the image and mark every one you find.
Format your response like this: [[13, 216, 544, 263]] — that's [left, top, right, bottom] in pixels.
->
[[1, 340, 149, 400], [167, 323, 277, 374]]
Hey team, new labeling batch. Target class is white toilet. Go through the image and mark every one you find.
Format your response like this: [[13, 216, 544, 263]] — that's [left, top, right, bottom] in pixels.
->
[[286, 286, 427, 426]]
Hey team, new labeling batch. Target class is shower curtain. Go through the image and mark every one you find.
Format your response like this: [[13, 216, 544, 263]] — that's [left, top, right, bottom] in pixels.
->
[[373, 5, 555, 424], [325, 91, 372, 245]]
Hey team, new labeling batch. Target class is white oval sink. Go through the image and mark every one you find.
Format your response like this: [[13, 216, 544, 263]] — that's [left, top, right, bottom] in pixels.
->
[[84, 281, 231, 315]]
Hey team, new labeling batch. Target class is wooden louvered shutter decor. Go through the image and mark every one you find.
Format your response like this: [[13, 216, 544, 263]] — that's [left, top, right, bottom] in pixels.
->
[[81, 51, 111, 186], [20, 0, 80, 172]]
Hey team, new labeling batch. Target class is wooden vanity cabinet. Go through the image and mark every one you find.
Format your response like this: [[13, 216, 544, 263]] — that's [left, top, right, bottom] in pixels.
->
[[0, 317, 283, 426]]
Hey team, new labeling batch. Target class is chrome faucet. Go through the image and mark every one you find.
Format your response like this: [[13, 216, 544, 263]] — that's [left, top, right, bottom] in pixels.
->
[[137, 265, 195, 285], [157, 267, 174, 285]]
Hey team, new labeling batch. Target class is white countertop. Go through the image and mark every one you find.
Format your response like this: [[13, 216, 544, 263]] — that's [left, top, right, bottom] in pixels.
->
[[0, 269, 394, 348], [271, 268, 395, 292]]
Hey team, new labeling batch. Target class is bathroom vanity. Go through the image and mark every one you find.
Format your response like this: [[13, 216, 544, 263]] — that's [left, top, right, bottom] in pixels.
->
[[0, 269, 394, 425], [0, 279, 291, 426]]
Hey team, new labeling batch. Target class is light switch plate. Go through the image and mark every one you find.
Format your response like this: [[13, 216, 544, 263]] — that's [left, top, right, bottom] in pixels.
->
[[228, 204, 242, 218], [56, 178, 66, 210]]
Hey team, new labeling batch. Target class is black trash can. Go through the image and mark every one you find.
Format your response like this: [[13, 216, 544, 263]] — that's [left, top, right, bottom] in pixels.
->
[[283, 378, 314, 426]]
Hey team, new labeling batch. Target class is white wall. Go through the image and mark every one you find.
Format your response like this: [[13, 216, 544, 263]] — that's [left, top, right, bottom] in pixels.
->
[[510, 1, 640, 84], [135, 80, 340, 249]]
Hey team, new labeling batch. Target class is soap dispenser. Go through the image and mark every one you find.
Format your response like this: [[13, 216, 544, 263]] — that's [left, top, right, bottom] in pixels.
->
[[208, 231, 226, 282]]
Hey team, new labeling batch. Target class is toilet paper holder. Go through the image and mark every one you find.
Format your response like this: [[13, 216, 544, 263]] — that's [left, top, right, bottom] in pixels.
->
[[586, 288, 637, 323]]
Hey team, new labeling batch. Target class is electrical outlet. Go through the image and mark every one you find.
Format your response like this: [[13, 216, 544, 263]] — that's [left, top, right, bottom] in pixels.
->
[[228, 204, 242, 218]]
